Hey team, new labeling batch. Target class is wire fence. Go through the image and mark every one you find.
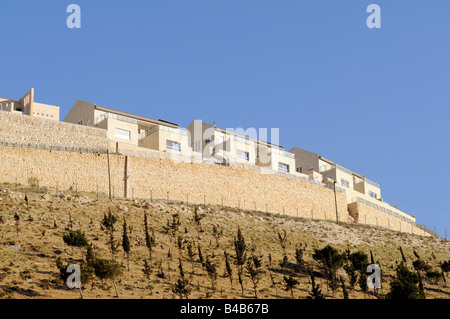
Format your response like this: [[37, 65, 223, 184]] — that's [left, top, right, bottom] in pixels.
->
[[0, 140, 109, 154], [0, 139, 346, 195], [352, 196, 439, 237], [1, 139, 442, 238]]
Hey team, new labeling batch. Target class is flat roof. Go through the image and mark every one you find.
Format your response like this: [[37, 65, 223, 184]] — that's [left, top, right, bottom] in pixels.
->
[[0, 97, 19, 102]]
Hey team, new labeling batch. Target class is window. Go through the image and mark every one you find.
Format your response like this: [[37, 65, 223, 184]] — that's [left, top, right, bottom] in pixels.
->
[[341, 178, 350, 188], [237, 150, 249, 161], [296, 167, 302, 173], [369, 191, 377, 199], [166, 140, 181, 151], [205, 138, 211, 144], [278, 163, 289, 173], [78, 120, 83, 125], [115, 128, 131, 140]]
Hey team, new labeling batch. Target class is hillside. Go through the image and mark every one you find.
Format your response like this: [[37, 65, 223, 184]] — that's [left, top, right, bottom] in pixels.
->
[[0, 182, 449, 299]]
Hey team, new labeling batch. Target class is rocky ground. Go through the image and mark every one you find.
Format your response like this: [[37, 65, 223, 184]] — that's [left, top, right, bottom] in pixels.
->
[[0, 182, 449, 299]]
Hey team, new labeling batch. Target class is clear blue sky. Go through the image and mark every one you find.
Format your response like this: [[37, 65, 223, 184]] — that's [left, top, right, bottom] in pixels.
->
[[1, 1, 449, 237]]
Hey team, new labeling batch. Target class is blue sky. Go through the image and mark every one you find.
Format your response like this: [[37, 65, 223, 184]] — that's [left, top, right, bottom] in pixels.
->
[[1, 1, 449, 237]]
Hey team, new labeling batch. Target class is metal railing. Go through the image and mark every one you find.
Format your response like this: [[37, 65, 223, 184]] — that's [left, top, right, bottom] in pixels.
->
[[364, 177, 380, 188], [272, 147, 295, 159], [146, 125, 188, 137], [336, 163, 353, 175], [96, 112, 138, 125]]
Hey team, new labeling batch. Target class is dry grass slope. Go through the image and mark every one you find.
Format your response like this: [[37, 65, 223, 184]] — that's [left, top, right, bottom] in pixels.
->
[[0, 182, 449, 299]]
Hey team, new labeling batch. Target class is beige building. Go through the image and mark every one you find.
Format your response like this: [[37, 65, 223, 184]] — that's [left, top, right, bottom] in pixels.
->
[[187, 120, 297, 174], [187, 120, 257, 165], [290, 147, 381, 198], [64, 100, 190, 155], [0, 88, 60, 121], [290, 147, 416, 223]]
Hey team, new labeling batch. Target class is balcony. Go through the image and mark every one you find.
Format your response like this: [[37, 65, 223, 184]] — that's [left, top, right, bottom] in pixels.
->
[[146, 125, 188, 137], [96, 112, 138, 125], [259, 147, 294, 159], [364, 177, 380, 189]]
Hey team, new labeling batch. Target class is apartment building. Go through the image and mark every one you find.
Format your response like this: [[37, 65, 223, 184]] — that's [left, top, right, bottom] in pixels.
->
[[64, 100, 190, 154], [256, 140, 296, 174], [0, 88, 60, 121], [290, 147, 381, 199], [187, 120, 296, 173], [187, 120, 257, 165]]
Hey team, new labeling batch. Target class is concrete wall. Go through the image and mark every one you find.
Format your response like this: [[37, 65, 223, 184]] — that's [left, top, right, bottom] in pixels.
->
[[0, 110, 108, 150], [348, 202, 428, 236], [0, 144, 350, 222], [32, 102, 60, 121]]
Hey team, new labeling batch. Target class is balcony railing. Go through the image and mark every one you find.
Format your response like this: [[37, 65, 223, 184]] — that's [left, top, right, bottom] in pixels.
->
[[336, 163, 353, 175], [146, 125, 188, 137], [364, 177, 380, 188], [227, 133, 255, 146], [259, 147, 294, 159], [96, 112, 138, 125]]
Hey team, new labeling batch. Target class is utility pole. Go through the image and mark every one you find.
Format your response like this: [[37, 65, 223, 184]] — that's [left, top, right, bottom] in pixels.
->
[[124, 156, 128, 198], [107, 149, 111, 200], [334, 180, 339, 224]]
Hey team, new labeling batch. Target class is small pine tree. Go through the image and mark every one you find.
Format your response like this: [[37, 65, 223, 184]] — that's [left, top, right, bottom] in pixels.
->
[[387, 262, 423, 299], [122, 218, 131, 271], [172, 259, 191, 299], [165, 213, 181, 235], [186, 242, 196, 273], [63, 230, 89, 260], [295, 244, 306, 273], [142, 260, 153, 295], [212, 225, 223, 248], [193, 206, 203, 226], [224, 251, 233, 289], [313, 245, 345, 293], [197, 243, 204, 264], [14, 212, 20, 235], [439, 260, 450, 283], [144, 213, 156, 267], [101, 210, 118, 258], [277, 230, 288, 254], [426, 270, 443, 292], [246, 255, 263, 298], [234, 227, 247, 295], [177, 235, 184, 252], [92, 258, 122, 298], [307, 272, 325, 300], [399, 246, 407, 264], [204, 256, 218, 292], [340, 276, 349, 299], [283, 274, 299, 298]]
